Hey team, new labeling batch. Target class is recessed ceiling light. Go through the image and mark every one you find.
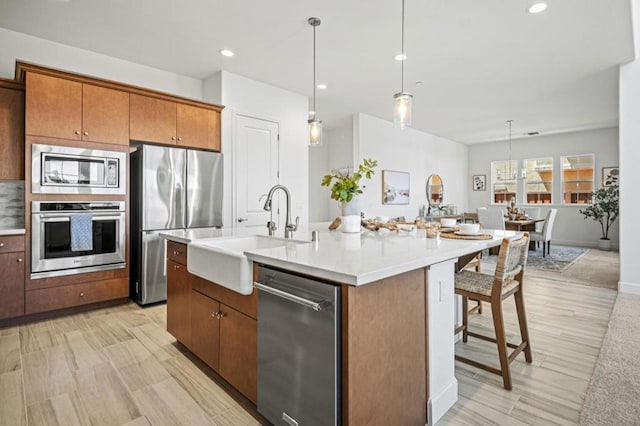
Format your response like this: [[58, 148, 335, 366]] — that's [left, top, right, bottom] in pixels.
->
[[528, 3, 547, 14], [219, 49, 235, 57], [317, 84, 327, 89], [394, 54, 407, 61]]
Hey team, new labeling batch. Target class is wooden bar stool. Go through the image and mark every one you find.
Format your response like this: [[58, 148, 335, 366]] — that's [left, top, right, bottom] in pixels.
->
[[454, 233, 532, 390]]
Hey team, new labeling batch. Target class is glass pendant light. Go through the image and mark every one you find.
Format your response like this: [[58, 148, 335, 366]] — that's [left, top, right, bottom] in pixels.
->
[[393, 0, 412, 129], [308, 17, 322, 146]]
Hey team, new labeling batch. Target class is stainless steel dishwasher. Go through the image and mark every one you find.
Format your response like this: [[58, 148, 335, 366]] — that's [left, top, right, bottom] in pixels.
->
[[255, 264, 341, 426]]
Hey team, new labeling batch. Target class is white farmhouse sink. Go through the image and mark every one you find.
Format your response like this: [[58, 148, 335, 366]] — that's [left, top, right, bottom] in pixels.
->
[[187, 235, 308, 295]]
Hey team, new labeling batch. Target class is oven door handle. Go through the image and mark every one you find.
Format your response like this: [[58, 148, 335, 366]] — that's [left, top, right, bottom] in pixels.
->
[[38, 214, 124, 222]]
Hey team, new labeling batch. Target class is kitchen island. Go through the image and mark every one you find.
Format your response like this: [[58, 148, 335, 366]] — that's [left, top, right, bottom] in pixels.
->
[[162, 226, 518, 425]]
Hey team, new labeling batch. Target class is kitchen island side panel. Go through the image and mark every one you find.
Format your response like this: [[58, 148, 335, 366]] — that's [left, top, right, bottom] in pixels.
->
[[341, 267, 427, 426]]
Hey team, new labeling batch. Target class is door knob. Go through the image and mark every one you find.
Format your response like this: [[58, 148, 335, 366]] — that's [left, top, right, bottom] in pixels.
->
[[237, 218, 248, 223]]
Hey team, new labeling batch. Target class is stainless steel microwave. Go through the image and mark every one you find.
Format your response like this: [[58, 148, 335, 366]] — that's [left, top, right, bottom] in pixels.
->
[[32, 144, 126, 194]]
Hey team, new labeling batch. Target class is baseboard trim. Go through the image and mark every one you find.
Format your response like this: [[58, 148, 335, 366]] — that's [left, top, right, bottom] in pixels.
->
[[428, 378, 458, 426], [553, 239, 619, 250], [619, 281, 640, 294]]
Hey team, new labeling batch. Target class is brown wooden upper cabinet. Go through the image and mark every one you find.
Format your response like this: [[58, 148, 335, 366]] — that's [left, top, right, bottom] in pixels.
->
[[130, 94, 221, 151], [25, 72, 130, 146], [0, 84, 25, 180]]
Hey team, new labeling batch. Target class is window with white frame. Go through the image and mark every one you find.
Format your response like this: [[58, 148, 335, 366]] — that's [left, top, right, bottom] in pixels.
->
[[524, 158, 553, 204], [561, 154, 594, 204], [491, 160, 517, 204]]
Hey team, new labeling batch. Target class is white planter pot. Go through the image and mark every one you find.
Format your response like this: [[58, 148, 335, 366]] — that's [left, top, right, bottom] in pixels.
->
[[341, 199, 361, 233], [598, 238, 611, 251]]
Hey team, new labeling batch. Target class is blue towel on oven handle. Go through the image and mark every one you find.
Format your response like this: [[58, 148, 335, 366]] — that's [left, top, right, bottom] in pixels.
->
[[70, 213, 93, 251]]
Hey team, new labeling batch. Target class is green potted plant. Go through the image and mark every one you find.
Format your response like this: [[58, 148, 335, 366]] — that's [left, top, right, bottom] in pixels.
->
[[321, 158, 377, 232], [579, 184, 619, 251]]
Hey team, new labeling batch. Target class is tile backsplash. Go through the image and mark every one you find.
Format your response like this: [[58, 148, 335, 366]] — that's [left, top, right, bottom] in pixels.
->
[[0, 181, 25, 227]]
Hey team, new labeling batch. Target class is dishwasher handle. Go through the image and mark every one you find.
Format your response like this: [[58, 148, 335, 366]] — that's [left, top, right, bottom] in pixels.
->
[[254, 281, 331, 312]]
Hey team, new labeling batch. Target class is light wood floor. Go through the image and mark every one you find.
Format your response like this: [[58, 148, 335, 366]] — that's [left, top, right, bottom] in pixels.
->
[[0, 250, 618, 426], [0, 302, 264, 426], [441, 250, 619, 425]]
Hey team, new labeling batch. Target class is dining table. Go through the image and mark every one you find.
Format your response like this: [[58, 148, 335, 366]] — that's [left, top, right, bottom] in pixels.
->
[[505, 218, 545, 250]]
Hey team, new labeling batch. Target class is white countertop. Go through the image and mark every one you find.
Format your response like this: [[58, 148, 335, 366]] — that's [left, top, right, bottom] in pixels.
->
[[0, 227, 26, 236], [162, 224, 520, 286]]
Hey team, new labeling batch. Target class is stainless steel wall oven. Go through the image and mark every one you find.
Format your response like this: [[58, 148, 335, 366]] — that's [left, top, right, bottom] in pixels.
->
[[31, 202, 126, 279]]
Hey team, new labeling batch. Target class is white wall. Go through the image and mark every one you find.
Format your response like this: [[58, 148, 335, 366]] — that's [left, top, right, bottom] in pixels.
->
[[354, 113, 469, 220], [467, 127, 619, 248], [0, 28, 202, 99], [310, 117, 356, 221], [203, 71, 309, 228], [619, 0, 640, 294]]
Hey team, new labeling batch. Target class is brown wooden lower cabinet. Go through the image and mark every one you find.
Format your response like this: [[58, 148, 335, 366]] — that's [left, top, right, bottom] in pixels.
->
[[189, 288, 258, 404], [189, 288, 221, 370], [25, 277, 128, 314], [165, 241, 257, 403], [219, 303, 257, 403], [0, 247, 25, 320], [166, 259, 191, 346]]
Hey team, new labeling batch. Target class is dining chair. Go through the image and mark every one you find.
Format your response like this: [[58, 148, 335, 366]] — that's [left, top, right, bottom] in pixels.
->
[[530, 209, 557, 257], [454, 233, 532, 390], [463, 212, 479, 223], [476, 207, 505, 230]]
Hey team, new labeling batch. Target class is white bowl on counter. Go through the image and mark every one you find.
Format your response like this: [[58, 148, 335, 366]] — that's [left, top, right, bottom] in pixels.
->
[[458, 223, 481, 235], [440, 218, 457, 228]]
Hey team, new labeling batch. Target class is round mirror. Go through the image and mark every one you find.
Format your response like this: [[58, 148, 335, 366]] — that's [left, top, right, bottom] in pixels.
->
[[426, 174, 443, 208]]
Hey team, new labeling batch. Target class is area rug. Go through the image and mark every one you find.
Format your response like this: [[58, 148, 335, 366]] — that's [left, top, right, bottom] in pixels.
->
[[483, 245, 589, 272], [580, 294, 640, 425]]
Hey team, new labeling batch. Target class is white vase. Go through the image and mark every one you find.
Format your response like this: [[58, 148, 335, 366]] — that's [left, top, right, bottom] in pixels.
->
[[340, 199, 361, 233], [598, 238, 611, 251]]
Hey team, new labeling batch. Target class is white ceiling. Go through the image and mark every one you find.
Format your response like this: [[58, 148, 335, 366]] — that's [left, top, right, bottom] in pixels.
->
[[0, 0, 634, 143]]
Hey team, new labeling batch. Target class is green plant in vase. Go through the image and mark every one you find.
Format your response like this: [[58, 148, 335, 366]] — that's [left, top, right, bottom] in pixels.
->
[[321, 158, 377, 232], [579, 184, 619, 250]]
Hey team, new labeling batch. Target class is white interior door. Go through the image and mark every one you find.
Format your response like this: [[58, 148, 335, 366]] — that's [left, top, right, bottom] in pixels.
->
[[235, 115, 279, 227]]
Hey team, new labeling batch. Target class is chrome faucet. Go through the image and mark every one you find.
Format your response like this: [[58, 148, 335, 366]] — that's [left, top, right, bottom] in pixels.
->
[[259, 194, 277, 236], [263, 185, 299, 239]]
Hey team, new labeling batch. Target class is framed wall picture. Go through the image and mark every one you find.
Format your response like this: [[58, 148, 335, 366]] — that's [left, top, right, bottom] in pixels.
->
[[602, 166, 619, 187], [473, 174, 486, 191], [382, 170, 410, 204]]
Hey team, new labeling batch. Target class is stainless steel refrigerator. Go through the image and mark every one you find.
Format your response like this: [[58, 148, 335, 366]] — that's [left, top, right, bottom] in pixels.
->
[[130, 144, 223, 305]]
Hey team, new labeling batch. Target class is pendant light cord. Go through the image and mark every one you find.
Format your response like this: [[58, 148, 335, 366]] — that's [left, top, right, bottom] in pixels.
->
[[401, 0, 405, 93], [313, 22, 317, 116]]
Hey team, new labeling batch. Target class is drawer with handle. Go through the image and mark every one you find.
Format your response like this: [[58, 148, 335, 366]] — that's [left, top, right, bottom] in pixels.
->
[[25, 277, 128, 314], [167, 241, 187, 265], [0, 234, 25, 253]]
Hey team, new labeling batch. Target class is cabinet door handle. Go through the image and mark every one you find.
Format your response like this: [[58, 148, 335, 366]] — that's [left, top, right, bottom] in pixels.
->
[[173, 250, 181, 255], [177, 137, 182, 141], [83, 131, 89, 136], [0, 242, 4, 247], [218, 311, 224, 319], [237, 218, 248, 223], [173, 265, 180, 270], [79, 292, 85, 298], [75, 130, 81, 135], [211, 311, 218, 319], [17, 258, 23, 263], [171, 136, 176, 141]]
